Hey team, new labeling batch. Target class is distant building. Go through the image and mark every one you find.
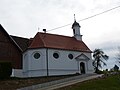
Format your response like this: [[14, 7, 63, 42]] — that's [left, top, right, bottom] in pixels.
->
[[113, 65, 119, 71], [0, 20, 94, 77], [110, 64, 119, 71]]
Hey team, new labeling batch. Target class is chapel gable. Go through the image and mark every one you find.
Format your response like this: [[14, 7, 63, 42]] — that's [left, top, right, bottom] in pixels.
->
[[75, 53, 90, 61]]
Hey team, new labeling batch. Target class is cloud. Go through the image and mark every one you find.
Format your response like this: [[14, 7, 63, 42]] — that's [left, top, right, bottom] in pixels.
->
[[0, 0, 120, 47]]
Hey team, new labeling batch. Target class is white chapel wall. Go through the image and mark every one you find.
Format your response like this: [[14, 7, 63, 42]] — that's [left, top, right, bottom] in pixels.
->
[[17, 48, 94, 77], [22, 49, 47, 77], [48, 49, 79, 75]]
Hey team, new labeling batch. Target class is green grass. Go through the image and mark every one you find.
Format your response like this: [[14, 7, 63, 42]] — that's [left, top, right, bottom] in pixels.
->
[[57, 74, 120, 90]]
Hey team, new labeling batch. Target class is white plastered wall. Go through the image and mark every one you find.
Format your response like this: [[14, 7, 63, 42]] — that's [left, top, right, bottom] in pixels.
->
[[14, 48, 94, 77]]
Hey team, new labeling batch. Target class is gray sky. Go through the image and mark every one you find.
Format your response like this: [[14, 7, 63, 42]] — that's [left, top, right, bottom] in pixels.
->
[[0, 0, 120, 69]]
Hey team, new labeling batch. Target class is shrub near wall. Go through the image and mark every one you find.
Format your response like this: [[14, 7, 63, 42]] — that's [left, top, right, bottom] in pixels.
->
[[0, 62, 12, 79]]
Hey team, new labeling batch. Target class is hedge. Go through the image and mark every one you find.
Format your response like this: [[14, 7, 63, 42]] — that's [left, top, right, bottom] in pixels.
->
[[0, 62, 12, 79]]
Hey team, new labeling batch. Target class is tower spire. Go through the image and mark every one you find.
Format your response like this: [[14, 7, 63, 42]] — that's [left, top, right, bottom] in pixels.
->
[[72, 14, 82, 41], [74, 14, 76, 22]]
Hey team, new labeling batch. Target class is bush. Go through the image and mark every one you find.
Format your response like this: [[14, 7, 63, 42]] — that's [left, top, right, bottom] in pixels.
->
[[96, 70, 104, 74], [0, 62, 12, 79]]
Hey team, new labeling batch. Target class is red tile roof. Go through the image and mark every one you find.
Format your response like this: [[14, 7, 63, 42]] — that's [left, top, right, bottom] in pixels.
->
[[28, 32, 92, 53]]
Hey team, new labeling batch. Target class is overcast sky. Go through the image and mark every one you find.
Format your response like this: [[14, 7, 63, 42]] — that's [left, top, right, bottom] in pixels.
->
[[0, 0, 120, 69]]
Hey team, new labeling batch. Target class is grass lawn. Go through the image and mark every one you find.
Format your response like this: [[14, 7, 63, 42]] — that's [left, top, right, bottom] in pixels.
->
[[56, 74, 120, 90]]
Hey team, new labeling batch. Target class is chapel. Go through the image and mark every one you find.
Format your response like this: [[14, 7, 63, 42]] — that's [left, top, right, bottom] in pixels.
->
[[0, 20, 94, 77]]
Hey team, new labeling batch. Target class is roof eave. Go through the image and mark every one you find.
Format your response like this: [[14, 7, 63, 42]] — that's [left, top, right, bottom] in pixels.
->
[[27, 47, 92, 53]]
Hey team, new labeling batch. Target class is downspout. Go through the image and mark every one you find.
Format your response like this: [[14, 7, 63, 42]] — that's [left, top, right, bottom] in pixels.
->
[[77, 61, 79, 74], [76, 58, 80, 74], [46, 48, 49, 76]]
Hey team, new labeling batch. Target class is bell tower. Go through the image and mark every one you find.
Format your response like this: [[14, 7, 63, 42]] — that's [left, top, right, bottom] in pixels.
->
[[72, 14, 82, 41]]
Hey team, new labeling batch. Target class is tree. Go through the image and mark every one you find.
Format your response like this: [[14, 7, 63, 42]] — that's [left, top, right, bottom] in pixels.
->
[[116, 46, 120, 63], [93, 49, 109, 73]]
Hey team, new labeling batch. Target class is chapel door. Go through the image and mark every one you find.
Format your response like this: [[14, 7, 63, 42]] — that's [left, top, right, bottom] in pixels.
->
[[80, 62, 85, 74]]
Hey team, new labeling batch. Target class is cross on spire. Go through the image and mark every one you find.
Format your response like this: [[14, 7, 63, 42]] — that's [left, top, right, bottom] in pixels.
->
[[74, 14, 76, 22]]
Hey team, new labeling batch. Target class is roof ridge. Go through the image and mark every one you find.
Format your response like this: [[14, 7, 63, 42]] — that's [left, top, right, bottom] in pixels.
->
[[28, 32, 45, 48], [38, 32, 46, 47], [39, 32, 73, 38], [10, 35, 29, 40]]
